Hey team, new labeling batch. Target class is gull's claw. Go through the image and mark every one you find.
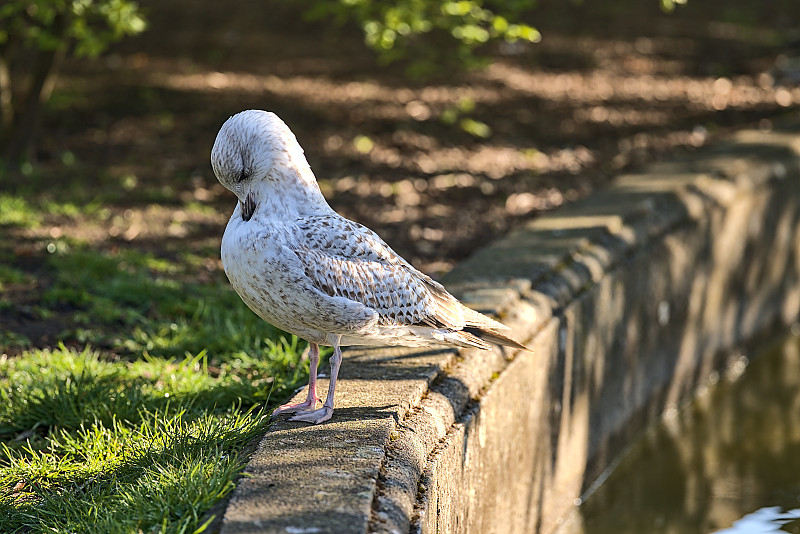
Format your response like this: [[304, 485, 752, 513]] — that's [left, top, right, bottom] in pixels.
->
[[289, 406, 333, 424], [271, 396, 319, 417]]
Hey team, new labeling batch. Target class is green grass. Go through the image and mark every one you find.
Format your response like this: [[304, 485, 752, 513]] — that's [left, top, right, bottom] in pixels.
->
[[0, 240, 319, 532], [0, 194, 41, 229], [0, 343, 311, 533], [0, 264, 30, 291], [0, 348, 273, 533], [0, 346, 299, 533]]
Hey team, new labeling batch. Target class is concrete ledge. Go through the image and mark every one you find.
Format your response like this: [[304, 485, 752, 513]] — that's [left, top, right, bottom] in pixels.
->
[[219, 126, 800, 534]]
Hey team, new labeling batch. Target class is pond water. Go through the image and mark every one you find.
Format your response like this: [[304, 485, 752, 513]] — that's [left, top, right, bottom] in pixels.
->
[[562, 331, 800, 534]]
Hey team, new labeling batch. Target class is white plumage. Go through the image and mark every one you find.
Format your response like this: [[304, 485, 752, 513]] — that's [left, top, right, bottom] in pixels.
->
[[211, 110, 528, 423]]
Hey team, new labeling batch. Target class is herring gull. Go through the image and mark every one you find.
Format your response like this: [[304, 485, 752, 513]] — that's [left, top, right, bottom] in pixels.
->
[[211, 109, 529, 424]]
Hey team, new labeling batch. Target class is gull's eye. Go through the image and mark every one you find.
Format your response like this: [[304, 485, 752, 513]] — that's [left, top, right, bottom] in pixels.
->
[[237, 152, 252, 182]]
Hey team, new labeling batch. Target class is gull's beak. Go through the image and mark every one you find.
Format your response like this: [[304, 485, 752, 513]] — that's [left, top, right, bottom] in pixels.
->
[[240, 192, 256, 222]]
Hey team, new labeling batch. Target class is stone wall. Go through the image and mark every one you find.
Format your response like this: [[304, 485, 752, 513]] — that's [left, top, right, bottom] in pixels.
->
[[219, 127, 800, 534]]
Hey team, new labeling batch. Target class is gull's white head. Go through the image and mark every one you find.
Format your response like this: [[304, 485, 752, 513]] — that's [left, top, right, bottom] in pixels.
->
[[211, 110, 326, 220]]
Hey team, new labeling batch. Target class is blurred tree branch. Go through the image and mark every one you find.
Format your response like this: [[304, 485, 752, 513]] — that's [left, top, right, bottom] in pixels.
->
[[299, 0, 541, 76], [299, 0, 687, 76], [0, 0, 146, 167]]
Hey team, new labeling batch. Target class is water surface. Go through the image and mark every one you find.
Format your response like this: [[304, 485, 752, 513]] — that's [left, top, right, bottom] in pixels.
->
[[566, 332, 800, 534]]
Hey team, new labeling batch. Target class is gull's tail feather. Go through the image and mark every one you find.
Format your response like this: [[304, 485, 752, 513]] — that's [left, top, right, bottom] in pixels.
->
[[460, 304, 531, 352], [465, 326, 532, 352], [441, 330, 492, 350], [409, 327, 492, 350]]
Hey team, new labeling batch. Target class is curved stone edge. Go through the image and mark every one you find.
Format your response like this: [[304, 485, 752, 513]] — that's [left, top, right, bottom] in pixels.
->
[[219, 126, 800, 534]]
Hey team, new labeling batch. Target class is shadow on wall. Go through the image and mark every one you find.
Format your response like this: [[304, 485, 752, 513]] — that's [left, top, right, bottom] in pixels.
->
[[424, 130, 800, 533]]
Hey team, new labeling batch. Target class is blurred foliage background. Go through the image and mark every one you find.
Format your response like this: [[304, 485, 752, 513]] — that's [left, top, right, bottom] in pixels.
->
[[1, 0, 541, 164], [2, 0, 800, 350], [0, 0, 146, 163], [1, 1, 799, 530]]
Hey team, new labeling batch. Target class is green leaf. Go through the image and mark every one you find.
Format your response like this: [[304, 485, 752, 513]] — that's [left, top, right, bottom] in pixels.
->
[[459, 117, 492, 138]]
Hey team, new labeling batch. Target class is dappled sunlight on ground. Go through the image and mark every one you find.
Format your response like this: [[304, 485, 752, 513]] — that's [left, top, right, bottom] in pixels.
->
[[40, 0, 798, 274], [3, 0, 800, 348]]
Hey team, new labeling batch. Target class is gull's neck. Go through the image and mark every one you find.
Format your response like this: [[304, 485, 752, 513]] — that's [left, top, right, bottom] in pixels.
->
[[250, 153, 332, 220]]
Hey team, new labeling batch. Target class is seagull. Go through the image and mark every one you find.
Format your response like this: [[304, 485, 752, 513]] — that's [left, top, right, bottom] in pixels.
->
[[211, 110, 529, 424]]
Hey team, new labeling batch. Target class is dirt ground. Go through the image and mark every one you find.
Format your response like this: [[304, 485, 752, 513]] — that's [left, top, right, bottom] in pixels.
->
[[32, 1, 800, 271], [3, 0, 800, 350]]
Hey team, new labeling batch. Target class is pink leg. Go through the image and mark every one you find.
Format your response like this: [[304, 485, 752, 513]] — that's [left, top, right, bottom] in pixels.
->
[[272, 343, 320, 417], [290, 339, 342, 424]]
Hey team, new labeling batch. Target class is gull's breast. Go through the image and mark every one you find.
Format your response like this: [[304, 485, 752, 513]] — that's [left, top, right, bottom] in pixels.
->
[[220, 215, 344, 344]]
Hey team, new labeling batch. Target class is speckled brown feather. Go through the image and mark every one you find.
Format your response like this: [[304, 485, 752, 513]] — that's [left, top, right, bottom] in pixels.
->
[[290, 214, 527, 351]]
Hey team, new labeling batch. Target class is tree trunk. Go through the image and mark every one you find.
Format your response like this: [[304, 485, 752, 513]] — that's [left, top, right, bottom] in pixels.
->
[[3, 46, 67, 165], [0, 38, 19, 160], [2, 14, 68, 166]]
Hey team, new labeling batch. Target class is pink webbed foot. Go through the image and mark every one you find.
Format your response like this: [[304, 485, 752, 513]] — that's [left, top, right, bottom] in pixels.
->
[[289, 406, 333, 424], [271, 394, 320, 417], [286, 339, 343, 425]]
